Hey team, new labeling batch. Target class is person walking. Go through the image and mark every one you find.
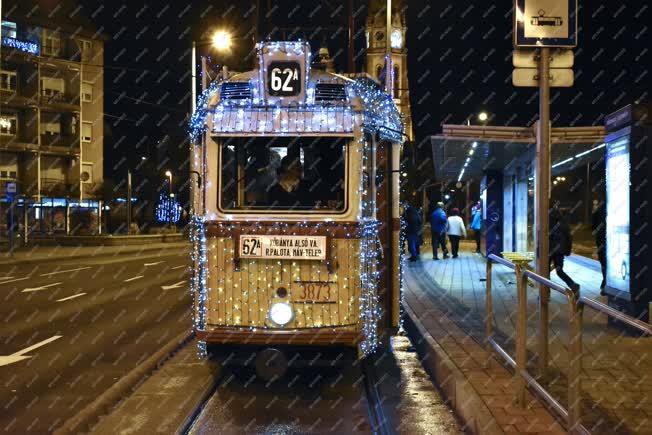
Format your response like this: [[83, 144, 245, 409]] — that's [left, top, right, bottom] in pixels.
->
[[470, 202, 482, 254], [591, 200, 607, 295], [549, 207, 580, 294], [446, 208, 466, 258], [404, 203, 423, 262], [430, 202, 449, 260]]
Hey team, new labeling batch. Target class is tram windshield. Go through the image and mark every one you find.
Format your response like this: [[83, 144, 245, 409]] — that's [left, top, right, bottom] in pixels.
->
[[219, 136, 347, 212]]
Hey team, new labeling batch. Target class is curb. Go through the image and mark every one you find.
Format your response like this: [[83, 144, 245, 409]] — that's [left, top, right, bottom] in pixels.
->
[[403, 303, 504, 435], [0, 242, 189, 266], [53, 330, 194, 434]]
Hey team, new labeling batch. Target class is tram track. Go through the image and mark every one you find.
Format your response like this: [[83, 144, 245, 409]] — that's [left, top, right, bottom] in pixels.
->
[[90, 335, 461, 434], [182, 352, 388, 434], [361, 356, 392, 435]]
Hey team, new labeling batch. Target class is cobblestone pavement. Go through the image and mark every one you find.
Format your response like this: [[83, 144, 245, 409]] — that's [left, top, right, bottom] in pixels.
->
[[407, 241, 651, 434]]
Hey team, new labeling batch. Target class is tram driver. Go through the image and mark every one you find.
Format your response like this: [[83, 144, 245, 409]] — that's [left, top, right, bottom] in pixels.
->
[[268, 156, 311, 207]]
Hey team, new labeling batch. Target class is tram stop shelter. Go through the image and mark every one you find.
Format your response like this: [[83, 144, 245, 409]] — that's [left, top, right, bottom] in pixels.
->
[[430, 124, 606, 256]]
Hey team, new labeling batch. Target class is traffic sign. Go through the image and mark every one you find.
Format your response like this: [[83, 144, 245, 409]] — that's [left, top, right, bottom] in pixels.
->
[[514, 0, 577, 47], [512, 48, 574, 68], [6, 182, 17, 194], [512, 68, 574, 87]]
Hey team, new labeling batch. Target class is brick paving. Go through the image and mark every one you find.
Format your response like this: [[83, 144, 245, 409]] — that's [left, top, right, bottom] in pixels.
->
[[404, 240, 652, 434]]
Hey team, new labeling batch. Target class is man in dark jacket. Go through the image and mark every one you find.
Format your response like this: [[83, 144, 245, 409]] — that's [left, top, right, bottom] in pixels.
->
[[591, 200, 607, 294], [404, 204, 423, 262], [549, 207, 579, 294], [430, 202, 449, 260]]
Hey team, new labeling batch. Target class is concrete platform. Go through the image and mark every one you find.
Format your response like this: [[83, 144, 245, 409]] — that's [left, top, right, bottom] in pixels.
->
[[404, 241, 652, 434]]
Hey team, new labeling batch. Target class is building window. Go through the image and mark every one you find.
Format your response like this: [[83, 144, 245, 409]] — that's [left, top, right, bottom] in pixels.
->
[[41, 76, 65, 98], [81, 82, 93, 102], [0, 115, 17, 136], [393, 66, 400, 97], [0, 70, 17, 91], [376, 65, 382, 80], [42, 121, 61, 135], [42, 29, 61, 56], [76, 39, 92, 61], [1, 21, 17, 39], [82, 122, 92, 142], [390, 29, 403, 49], [81, 162, 93, 184]]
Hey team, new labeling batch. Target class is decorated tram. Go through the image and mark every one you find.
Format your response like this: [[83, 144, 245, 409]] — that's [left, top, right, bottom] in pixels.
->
[[189, 41, 404, 376]]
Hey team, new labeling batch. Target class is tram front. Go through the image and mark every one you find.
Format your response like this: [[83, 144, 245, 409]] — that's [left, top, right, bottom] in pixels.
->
[[189, 41, 403, 377]]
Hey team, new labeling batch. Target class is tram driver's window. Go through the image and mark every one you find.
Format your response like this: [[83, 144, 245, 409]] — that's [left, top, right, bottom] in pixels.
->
[[219, 136, 347, 212]]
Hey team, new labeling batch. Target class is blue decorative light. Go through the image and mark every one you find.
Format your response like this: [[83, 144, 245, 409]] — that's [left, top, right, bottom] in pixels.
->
[[350, 77, 403, 141], [155, 191, 181, 223], [189, 214, 208, 358], [1, 37, 39, 55]]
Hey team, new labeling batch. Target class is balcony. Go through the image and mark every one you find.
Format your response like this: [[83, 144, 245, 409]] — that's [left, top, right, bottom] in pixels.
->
[[41, 178, 76, 197], [40, 133, 79, 149], [40, 91, 80, 111], [1, 89, 38, 108]]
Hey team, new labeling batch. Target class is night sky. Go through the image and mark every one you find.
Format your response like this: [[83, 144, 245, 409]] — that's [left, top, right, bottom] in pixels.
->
[[72, 0, 648, 204]]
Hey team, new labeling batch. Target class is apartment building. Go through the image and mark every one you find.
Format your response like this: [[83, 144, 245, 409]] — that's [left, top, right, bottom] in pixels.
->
[[1, 1, 104, 234]]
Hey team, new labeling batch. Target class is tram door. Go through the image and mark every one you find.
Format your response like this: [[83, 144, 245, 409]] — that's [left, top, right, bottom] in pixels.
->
[[374, 140, 396, 333]]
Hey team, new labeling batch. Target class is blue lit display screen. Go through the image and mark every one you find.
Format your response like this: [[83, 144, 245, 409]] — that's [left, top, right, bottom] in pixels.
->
[[605, 135, 630, 293]]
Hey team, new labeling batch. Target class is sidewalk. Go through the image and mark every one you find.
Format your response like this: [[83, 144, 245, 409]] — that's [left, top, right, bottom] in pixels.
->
[[0, 241, 189, 266], [404, 241, 652, 434]]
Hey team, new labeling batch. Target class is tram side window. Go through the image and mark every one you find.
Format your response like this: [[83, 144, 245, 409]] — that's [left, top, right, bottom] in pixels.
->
[[219, 136, 347, 212]]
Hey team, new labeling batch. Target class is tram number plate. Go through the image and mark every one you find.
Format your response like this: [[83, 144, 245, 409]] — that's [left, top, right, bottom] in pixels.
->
[[292, 281, 337, 303]]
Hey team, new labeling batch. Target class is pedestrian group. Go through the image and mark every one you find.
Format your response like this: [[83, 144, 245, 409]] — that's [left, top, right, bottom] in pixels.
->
[[404, 200, 581, 296], [404, 201, 483, 262]]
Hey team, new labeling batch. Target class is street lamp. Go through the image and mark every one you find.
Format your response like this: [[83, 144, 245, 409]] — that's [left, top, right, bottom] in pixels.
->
[[191, 29, 235, 113], [211, 30, 232, 51], [165, 170, 173, 192], [190, 29, 237, 221], [478, 112, 489, 122]]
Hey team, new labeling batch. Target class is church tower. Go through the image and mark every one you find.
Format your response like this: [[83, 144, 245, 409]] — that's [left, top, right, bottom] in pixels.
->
[[365, 0, 413, 140]]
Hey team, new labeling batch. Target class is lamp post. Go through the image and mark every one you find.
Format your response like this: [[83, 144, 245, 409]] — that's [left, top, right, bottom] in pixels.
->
[[190, 30, 233, 221], [165, 170, 173, 227]]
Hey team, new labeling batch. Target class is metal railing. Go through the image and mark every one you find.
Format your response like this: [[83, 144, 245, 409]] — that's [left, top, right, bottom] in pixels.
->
[[485, 253, 652, 434]]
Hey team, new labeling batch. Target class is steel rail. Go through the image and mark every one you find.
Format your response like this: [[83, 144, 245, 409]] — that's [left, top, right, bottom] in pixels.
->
[[579, 296, 652, 335], [486, 253, 652, 434], [361, 356, 393, 435]]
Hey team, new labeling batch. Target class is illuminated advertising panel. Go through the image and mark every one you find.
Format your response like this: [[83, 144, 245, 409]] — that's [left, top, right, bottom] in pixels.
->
[[605, 135, 630, 293]]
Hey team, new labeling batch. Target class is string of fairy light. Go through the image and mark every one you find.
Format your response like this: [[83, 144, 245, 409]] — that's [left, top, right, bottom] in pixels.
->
[[188, 41, 403, 357]]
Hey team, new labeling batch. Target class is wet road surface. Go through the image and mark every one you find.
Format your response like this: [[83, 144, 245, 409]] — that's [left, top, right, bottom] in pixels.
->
[[188, 336, 462, 434], [0, 247, 191, 433]]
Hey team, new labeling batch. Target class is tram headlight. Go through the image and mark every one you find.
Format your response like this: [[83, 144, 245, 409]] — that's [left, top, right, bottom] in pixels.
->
[[269, 302, 293, 326]]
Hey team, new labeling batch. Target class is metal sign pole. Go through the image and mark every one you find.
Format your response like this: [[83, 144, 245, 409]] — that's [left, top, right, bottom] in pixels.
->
[[127, 170, 132, 234], [8, 197, 14, 254], [535, 46, 551, 375]]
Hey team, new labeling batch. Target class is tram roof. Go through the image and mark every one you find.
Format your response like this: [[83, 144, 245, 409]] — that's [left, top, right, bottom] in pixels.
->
[[431, 125, 606, 182], [191, 41, 404, 142]]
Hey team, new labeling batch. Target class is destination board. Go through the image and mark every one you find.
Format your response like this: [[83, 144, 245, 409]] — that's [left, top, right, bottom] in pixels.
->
[[239, 235, 327, 260]]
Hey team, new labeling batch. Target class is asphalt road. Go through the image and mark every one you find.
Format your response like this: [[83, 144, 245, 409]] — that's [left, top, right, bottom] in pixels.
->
[[0, 245, 192, 433]]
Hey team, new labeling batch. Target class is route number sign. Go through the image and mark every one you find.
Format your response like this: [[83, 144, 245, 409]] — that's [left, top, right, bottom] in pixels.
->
[[267, 61, 301, 97]]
